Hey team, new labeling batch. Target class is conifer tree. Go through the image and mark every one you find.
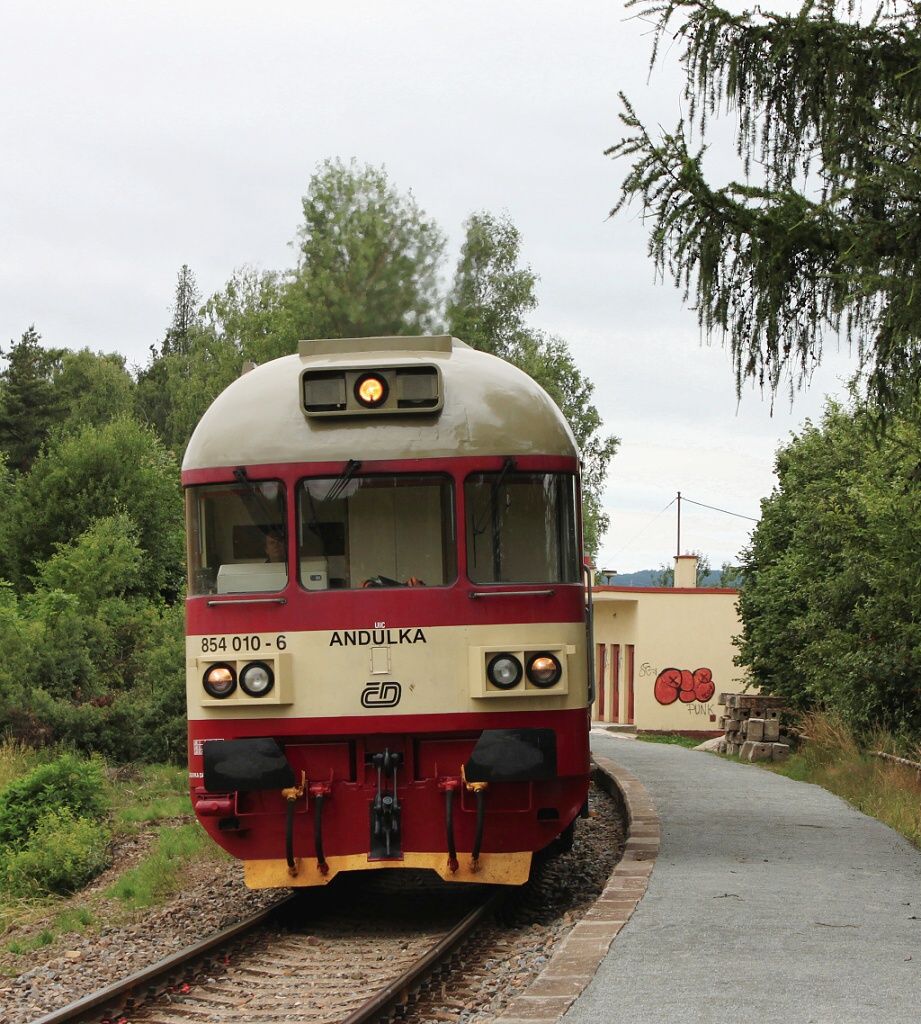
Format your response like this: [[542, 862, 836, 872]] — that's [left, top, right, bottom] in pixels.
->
[[162, 264, 202, 357], [0, 327, 62, 472], [610, 0, 921, 412]]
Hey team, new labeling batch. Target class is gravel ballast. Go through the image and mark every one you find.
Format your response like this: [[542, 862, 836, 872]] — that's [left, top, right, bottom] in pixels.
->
[[0, 781, 625, 1024]]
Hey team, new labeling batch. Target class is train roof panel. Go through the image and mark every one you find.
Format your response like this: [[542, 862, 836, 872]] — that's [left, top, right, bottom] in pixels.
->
[[182, 336, 579, 471]]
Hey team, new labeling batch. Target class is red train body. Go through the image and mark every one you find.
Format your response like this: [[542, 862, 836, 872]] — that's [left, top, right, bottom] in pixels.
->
[[183, 337, 592, 887]]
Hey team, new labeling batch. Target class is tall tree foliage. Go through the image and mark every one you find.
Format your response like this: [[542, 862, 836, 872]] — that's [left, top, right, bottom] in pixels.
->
[[136, 264, 235, 453], [8, 417, 184, 598], [447, 212, 538, 357], [736, 399, 921, 737], [55, 349, 136, 428], [610, 0, 921, 412], [0, 332, 136, 472], [199, 185, 618, 555], [288, 159, 446, 340], [448, 213, 619, 554], [205, 266, 297, 365], [0, 328, 62, 472], [162, 264, 203, 357]]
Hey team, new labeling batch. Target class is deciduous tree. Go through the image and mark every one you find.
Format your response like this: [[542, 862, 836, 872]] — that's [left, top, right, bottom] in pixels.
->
[[448, 212, 618, 555], [288, 159, 446, 340], [55, 349, 136, 429], [446, 212, 538, 357], [204, 266, 297, 365], [8, 417, 184, 598], [736, 399, 921, 736]]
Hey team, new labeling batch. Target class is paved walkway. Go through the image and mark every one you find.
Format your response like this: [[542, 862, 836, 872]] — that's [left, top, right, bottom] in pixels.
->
[[565, 732, 921, 1024]]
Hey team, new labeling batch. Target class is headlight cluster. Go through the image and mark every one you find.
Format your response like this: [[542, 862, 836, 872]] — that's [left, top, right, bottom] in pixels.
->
[[202, 661, 275, 699], [486, 652, 562, 690]]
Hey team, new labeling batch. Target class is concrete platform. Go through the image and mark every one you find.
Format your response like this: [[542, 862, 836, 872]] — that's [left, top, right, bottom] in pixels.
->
[[565, 732, 921, 1024]]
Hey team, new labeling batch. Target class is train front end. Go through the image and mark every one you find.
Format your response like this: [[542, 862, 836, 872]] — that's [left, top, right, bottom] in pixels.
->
[[183, 336, 592, 887]]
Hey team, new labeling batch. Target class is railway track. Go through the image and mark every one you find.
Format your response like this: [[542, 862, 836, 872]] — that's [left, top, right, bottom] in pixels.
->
[[32, 875, 502, 1024]]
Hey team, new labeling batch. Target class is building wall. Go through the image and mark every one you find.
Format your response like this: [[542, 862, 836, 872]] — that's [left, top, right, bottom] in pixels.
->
[[591, 586, 744, 733]]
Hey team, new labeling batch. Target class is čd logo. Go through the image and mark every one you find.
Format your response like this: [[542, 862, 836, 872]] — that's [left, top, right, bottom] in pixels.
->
[[361, 681, 402, 708]]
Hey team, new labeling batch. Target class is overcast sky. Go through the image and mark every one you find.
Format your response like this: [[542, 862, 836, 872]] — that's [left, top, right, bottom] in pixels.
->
[[1, 1, 855, 572]]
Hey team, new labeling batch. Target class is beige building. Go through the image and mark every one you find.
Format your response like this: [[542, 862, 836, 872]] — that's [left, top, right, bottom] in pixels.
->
[[591, 555, 744, 734]]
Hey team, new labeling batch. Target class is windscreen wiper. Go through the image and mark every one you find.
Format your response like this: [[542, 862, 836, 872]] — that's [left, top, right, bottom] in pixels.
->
[[324, 459, 362, 502], [233, 467, 283, 534], [471, 457, 517, 538]]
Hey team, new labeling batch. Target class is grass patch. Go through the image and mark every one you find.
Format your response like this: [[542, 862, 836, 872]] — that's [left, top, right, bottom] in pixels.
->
[[117, 795, 191, 824], [54, 906, 94, 933], [107, 823, 212, 910], [764, 713, 921, 850], [636, 732, 700, 749], [0, 739, 43, 790], [110, 763, 191, 826], [110, 763, 189, 808]]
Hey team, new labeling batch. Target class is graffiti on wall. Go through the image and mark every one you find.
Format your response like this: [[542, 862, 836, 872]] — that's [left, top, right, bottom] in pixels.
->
[[654, 667, 716, 706]]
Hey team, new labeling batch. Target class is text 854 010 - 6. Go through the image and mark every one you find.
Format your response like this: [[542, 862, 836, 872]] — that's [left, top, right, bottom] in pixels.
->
[[200, 635, 287, 654]]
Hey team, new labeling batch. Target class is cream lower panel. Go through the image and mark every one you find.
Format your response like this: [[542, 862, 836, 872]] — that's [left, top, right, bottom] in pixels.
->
[[187, 621, 588, 720]]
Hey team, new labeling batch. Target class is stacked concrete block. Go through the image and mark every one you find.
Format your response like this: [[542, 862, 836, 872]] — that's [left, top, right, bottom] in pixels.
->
[[718, 693, 790, 761]]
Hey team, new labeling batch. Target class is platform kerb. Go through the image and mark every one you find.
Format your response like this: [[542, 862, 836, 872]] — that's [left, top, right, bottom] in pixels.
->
[[491, 755, 658, 1024]]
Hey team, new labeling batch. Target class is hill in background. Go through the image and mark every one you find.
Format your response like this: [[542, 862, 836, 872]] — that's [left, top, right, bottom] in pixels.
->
[[599, 569, 727, 588]]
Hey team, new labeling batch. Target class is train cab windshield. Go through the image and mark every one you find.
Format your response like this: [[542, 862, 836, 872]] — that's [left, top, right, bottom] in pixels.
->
[[465, 471, 580, 584], [187, 470, 579, 595], [187, 480, 287, 596], [298, 474, 456, 589]]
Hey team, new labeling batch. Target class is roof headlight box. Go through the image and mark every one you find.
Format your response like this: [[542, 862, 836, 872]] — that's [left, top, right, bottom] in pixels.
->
[[301, 364, 442, 417]]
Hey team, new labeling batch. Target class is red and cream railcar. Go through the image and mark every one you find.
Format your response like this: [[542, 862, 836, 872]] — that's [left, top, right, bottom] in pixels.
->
[[183, 335, 592, 887]]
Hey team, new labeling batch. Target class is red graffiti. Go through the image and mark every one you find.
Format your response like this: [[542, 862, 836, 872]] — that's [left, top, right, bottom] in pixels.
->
[[654, 666, 715, 705]]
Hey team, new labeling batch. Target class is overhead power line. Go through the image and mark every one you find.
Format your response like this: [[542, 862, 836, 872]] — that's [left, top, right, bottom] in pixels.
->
[[680, 496, 759, 523], [606, 496, 676, 562]]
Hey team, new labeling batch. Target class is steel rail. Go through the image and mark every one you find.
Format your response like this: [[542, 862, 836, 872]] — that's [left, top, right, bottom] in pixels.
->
[[340, 887, 505, 1024], [30, 895, 295, 1024]]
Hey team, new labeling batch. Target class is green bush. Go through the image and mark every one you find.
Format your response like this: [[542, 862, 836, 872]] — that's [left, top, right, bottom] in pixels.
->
[[0, 753, 108, 846], [737, 400, 921, 739], [0, 808, 109, 896], [7, 416, 183, 598], [0, 572, 186, 763]]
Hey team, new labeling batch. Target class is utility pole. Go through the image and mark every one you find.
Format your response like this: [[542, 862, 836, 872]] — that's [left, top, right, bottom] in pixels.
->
[[676, 490, 682, 558]]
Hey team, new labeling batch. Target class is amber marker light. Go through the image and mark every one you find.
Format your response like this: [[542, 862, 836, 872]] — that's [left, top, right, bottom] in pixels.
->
[[203, 663, 237, 698], [354, 373, 389, 408], [527, 653, 562, 688]]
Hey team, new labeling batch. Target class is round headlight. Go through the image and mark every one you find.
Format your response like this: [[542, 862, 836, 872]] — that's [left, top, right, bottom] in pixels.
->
[[487, 653, 523, 690], [240, 661, 275, 697], [354, 373, 389, 408], [203, 663, 236, 699], [527, 653, 562, 688]]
